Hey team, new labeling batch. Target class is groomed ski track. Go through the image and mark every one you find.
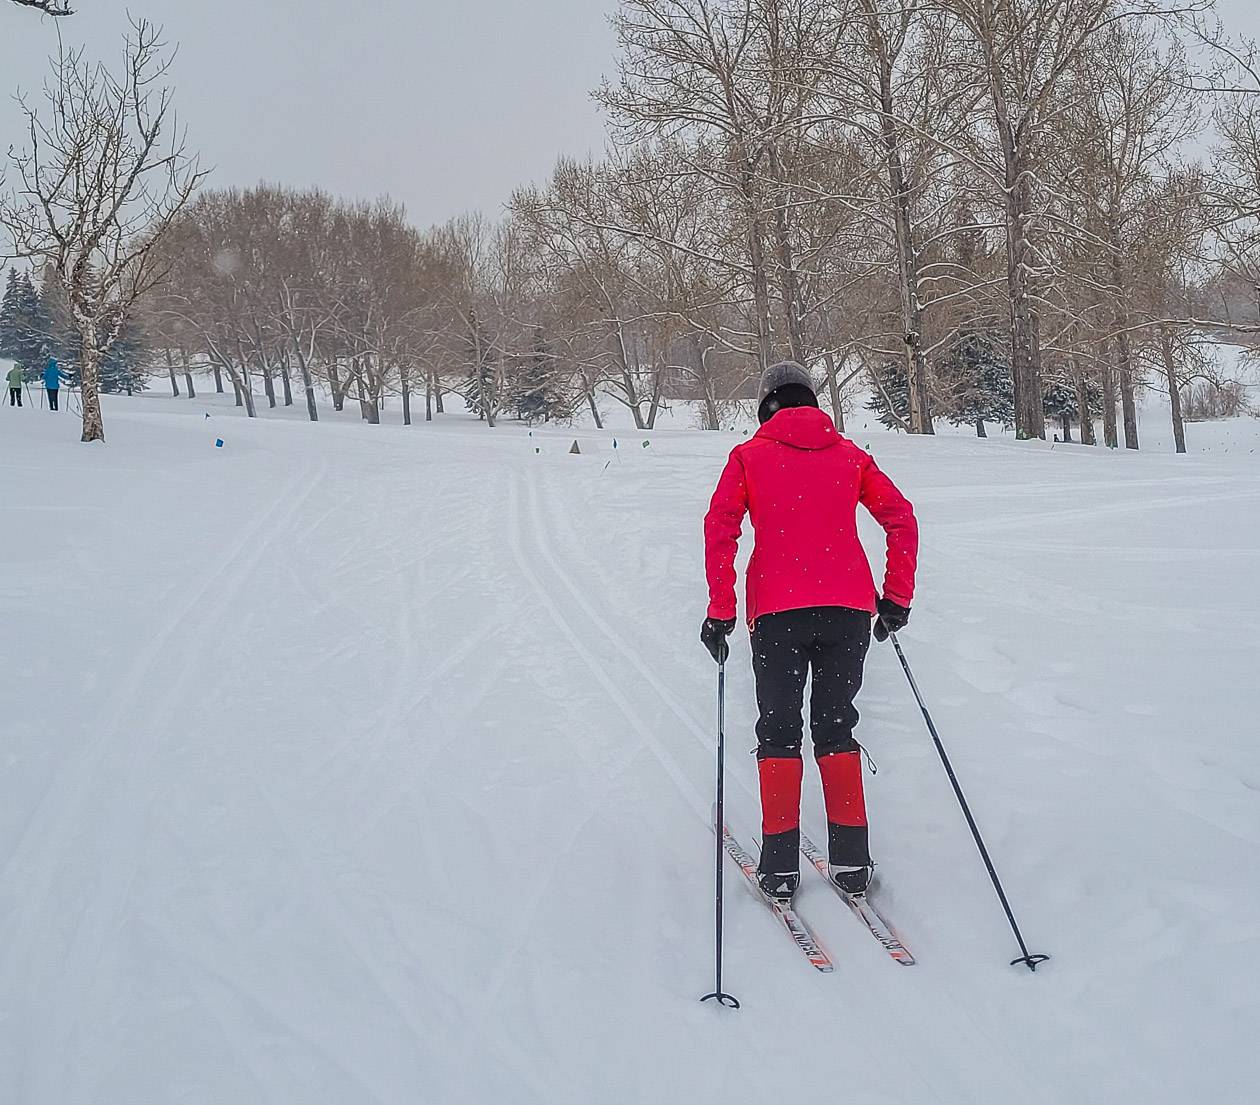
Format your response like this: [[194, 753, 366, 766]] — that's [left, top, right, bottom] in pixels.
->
[[1, 394, 1257, 1105]]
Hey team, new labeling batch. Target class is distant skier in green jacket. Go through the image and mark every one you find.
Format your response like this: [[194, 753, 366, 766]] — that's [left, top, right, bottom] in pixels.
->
[[6, 364, 22, 407]]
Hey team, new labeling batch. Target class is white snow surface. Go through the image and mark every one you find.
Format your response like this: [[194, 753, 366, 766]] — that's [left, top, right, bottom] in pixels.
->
[[2, 390, 1259, 1105]]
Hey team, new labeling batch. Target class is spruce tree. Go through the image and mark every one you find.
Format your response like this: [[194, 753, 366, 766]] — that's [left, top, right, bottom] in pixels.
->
[[98, 314, 152, 394], [36, 280, 151, 393], [1043, 374, 1100, 443], [510, 328, 566, 424], [0, 269, 51, 375], [940, 330, 1015, 437], [866, 358, 911, 430]]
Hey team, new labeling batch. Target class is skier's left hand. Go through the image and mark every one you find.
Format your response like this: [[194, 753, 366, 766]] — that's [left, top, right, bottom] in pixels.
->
[[700, 617, 736, 663], [873, 597, 910, 642]]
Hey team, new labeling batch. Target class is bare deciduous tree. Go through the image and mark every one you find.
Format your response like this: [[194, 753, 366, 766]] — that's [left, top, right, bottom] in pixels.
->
[[1, 19, 205, 441]]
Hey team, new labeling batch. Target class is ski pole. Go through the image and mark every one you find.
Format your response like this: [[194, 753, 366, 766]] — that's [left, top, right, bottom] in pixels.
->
[[886, 628, 1050, 973], [700, 657, 740, 1009]]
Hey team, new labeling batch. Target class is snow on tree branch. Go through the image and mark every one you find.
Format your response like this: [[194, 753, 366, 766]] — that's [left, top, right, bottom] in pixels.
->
[[10, 0, 75, 15]]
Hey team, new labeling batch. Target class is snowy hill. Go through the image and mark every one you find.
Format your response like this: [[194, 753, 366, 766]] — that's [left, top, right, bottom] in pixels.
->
[[2, 392, 1258, 1105]]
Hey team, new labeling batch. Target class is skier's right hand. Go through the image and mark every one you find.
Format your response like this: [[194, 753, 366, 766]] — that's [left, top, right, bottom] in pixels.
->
[[700, 617, 736, 664]]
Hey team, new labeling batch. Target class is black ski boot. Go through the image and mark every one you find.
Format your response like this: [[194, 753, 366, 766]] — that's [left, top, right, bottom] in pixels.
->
[[757, 870, 800, 902], [829, 863, 873, 896]]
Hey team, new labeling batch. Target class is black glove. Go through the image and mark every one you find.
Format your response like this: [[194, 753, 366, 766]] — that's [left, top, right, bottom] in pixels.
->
[[700, 617, 736, 663], [873, 598, 910, 642]]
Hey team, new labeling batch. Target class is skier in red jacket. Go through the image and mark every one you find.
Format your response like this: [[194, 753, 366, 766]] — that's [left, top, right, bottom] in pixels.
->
[[701, 361, 918, 901]]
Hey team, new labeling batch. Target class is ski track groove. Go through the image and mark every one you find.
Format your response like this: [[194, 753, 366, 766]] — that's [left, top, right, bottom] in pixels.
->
[[244, 774, 503, 1100], [506, 470, 710, 818], [2, 459, 330, 1105], [0, 461, 325, 893]]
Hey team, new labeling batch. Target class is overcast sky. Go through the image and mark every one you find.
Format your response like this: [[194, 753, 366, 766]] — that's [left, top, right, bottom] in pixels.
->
[[2, 0, 1257, 230]]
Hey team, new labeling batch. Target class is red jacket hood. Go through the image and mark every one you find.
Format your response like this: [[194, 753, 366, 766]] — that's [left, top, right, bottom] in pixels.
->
[[755, 406, 840, 451]]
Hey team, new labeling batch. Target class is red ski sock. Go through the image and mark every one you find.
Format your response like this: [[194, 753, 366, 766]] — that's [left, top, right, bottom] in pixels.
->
[[818, 750, 867, 827], [758, 757, 804, 836]]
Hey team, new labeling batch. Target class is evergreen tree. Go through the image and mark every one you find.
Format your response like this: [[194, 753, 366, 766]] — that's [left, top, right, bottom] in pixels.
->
[[1043, 373, 1100, 443], [509, 328, 566, 424], [866, 358, 911, 430], [98, 313, 153, 395], [37, 276, 80, 368], [39, 279, 152, 394], [0, 268, 51, 375], [940, 330, 1015, 438], [0, 269, 22, 360]]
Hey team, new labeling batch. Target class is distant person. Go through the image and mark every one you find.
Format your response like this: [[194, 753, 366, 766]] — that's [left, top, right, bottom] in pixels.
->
[[6, 362, 22, 407], [701, 361, 918, 902], [44, 356, 65, 411]]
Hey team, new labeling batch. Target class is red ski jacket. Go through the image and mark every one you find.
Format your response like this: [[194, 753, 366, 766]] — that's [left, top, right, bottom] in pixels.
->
[[704, 407, 918, 625]]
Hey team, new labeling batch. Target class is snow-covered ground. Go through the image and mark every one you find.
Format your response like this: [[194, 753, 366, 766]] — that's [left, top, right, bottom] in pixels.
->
[[1, 389, 1258, 1105]]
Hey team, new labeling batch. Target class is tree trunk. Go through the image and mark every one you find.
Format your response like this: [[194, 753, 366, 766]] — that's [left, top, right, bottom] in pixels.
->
[[425, 372, 433, 422], [356, 368, 380, 425], [293, 341, 319, 422], [213, 363, 224, 394], [767, 148, 806, 365], [1108, 245, 1138, 450], [1006, 170, 1043, 439], [872, 52, 932, 434], [180, 345, 196, 399], [646, 362, 665, 430], [1115, 330, 1139, 450], [1101, 338, 1119, 448], [329, 362, 345, 412], [1159, 326, 1187, 454], [1061, 412, 1072, 442], [823, 350, 845, 432], [262, 359, 277, 410], [237, 362, 257, 418], [1073, 353, 1095, 446], [469, 315, 497, 428], [168, 363, 180, 397], [976, 418, 987, 438], [740, 162, 773, 371], [280, 349, 294, 407], [233, 339, 258, 416], [986, 55, 1043, 441], [78, 324, 105, 443], [401, 362, 412, 426], [607, 319, 646, 430]]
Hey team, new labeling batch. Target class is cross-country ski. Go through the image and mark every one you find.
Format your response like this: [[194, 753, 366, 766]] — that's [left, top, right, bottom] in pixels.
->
[[720, 822, 834, 973], [799, 831, 915, 966]]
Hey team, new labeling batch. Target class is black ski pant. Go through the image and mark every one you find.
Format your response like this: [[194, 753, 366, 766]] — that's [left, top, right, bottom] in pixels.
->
[[8, 388, 20, 407], [47, 388, 58, 411], [752, 606, 872, 872], [753, 605, 870, 759]]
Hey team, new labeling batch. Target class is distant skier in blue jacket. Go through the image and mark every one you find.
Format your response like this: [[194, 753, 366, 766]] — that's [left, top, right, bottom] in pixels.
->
[[44, 356, 65, 411]]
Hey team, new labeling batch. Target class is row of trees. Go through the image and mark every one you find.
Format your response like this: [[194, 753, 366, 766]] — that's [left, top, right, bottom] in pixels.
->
[[146, 0, 1260, 451], [5, 3, 1260, 446], [146, 191, 571, 427], [550, 0, 1260, 451]]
